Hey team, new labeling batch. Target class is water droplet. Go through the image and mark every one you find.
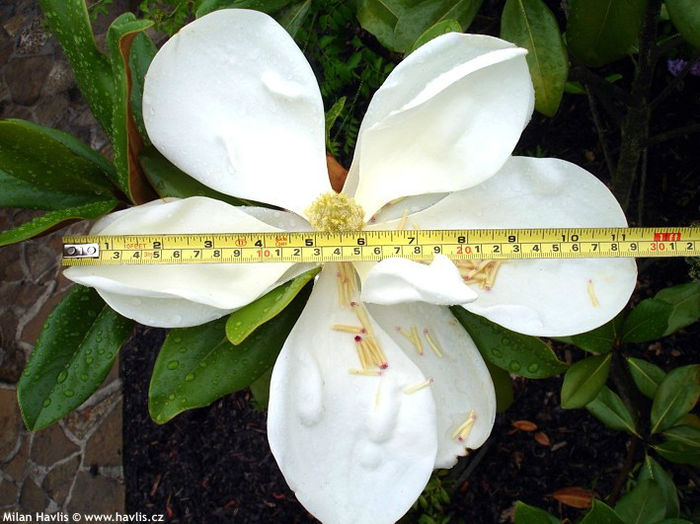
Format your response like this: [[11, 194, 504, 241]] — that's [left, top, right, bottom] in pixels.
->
[[172, 314, 182, 324], [199, 362, 207, 368], [56, 370, 68, 384], [168, 393, 175, 400], [234, 321, 242, 327], [86, 357, 94, 364], [42, 398, 52, 407], [262, 307, 270, 314], [491, 348, 503, 358], [80, 374, 88, 382], [167, 360, 179, 370], [179, 346, 187, 354], [527, 363, 539, 373], [64, 389, 74, 397], [173, 336, 182, 343], [357, 441, 383, 470], [185, 373, 195, 382], [509, 360, 521, 372]]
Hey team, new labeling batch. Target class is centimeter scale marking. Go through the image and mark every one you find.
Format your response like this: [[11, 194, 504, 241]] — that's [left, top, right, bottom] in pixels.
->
[[61, 227, 699, 266]]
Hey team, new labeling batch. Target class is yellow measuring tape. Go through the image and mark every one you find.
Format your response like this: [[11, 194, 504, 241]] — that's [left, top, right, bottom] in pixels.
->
[[61, 227, 699, 266]]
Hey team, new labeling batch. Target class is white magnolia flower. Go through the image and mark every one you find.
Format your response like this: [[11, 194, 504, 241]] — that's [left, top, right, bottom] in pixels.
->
[[65, 9, 637, 524]]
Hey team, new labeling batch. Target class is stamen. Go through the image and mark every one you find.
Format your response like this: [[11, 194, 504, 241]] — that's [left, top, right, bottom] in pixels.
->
[[403, 378, 434, 394], [484, 261, 502, 290], [423, 329, 444, 358], [396, 209, 408, 231], [451, 411, 477, 441], [587, 280, 600, 307], [332, 324, 364, 333], [410, 326, 424, 355], [349, 368, 382, 376]]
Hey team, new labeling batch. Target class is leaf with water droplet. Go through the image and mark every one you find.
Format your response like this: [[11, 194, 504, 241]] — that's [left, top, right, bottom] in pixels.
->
[[561, 354, 611, 409], [17, 285, 134, 431], [226, 267, 318, 345], [149, 280, 312, 424], [450, 307, 567, 378]]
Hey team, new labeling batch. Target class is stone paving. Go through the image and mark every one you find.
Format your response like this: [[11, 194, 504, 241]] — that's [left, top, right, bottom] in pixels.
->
[[1, 0, 130, 517]]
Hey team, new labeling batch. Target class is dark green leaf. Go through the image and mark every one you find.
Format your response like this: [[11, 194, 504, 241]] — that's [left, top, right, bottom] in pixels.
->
[[128, 32, 157, 147], [410, 19, 463, 52], [107, 13, 156, 204], [560, 354, 611, 409], [485, 360, 514, 413], [566, 0, 647, 67], [278, 0, 312, 38], [0, 168, 103, 211], [586, 385, 639, 436], [650, 364, 700, 434], [196, 0, 294, 17], [149, 282, 311, 423], [394, 0, 482, 53], [249, 367, 272, 410], [638, 455, 680, 519], [627, 357, 666, 398], [653, 439, 700, 467], [355, 0, 406, 51], [662, 424, 700, 447], [325, 97, 347, 151], [580, 499, 625, 524], [450, 307, 567, 378], [654, 281, 700, 336], [38, 0, 115, 133], [615, 480, 666, 524], [0, 119, 114, 195], [0, 200, 118, 247], [17, 286, 133, 431], [622, 298, 674, 343], [514, 501, 560, 524], [226, 268, 318, 344], [139, 146, 251, 206], [555, 313, 622, 354], [500, 0, 568, 117], [666, 0, 700, 48]]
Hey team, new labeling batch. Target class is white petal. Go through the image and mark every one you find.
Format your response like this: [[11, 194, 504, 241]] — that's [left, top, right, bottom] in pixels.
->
[[64, 197, 293, 326], [398, 157, 637, 336], [268, 265, 437, 524], [367, 302, 496, 467], [143, 9, 330, 215], [361, 255, 477, 305], [346, 33, 534, 218]]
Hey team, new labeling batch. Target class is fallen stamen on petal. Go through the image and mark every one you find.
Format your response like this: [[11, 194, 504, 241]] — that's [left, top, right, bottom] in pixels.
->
[[349, 368, 382, 376], [452, 411, 477, 441], [403, 378, 434, 394], [332, 324, 364, 333], [423, 328, 444, 358], [396, 209, 408, 231], [587, 279, 600, 307], [457, 259, 504, 289], [410, 325, 424, 355]]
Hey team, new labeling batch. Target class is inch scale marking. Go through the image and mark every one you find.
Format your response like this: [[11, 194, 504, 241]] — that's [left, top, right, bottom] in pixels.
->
[[62, 227, 699, 266]]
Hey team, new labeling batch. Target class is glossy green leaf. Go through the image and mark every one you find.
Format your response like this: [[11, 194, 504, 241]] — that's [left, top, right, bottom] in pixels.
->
[[666, 0, 700, 48], [500, 0, 568, 116], [579, 500, 625, 524], [0, 199, 118, 247], [17, 286, 133, 431], [0, 168, 103, 211], [555, 313, 622, 354], [148, 282, 311, 423], [651, 364, 700, 434], [654, 281, 700, 336], [586, 385, 639, 436], [627, 357, 666, 398], [139, 146, 251, 206], [622, 298, 674, 343], [656, 519, 694, 524], [128, 32, 157, 146], [615, 480, 666, 524], [561, 354, 611, 409], [355, 0, 405, 51], [196, 0, 293, 17], [0, 119, 114, 195], [662, 424, 700, 447], [653, 439, 700, 467], [226, 268, 319, 344], [566, 0, 646, 67], [249, 367, 273, 410], [638, 455, 680, 519], [278, 0, 312, 38], [514, 501, 560, 524], [325, 97, 347, 150], [38, 0, 115, 133], [485, 360, 514, 413], [410, 19, 463, 52], [393, 0, 482, 53], [450, 307, 567, 378], [107, 13, 155, 204]]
